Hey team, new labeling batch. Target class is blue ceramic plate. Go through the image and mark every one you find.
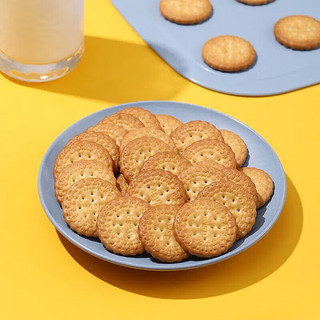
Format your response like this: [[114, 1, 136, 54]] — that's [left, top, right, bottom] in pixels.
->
[[38, 101, 286, 271], [110, 0, 320, 96]]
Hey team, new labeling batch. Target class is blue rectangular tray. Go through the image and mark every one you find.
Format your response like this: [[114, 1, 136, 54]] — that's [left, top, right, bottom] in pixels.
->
[[110, 0, 320, 96]]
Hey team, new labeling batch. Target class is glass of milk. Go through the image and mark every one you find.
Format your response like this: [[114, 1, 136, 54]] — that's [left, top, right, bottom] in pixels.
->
[[0, 0, 84, 82]]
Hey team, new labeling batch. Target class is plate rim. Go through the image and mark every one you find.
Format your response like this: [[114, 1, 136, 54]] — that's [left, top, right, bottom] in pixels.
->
[[38, 100, 287, 271]]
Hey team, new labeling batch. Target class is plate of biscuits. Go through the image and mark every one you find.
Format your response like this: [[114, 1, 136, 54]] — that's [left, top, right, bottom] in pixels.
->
[[38, 101, 286, 270]]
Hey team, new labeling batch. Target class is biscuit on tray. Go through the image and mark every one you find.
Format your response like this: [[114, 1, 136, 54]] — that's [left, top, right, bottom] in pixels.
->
[[174, 199, 237, 258], [139, 205, 189, 262], [116, 174, 129, 196], [62, 178, 121, 237], [160, 0, 212, 25], [155, 114, 182, 135], [202, 35, 256, 72]]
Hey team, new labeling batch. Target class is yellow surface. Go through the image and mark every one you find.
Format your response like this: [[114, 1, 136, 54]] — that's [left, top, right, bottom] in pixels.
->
[[1, 1, 319, 319]]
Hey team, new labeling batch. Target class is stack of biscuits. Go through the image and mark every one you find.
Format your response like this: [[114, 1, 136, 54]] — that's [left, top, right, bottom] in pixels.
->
[[54, 107, 274, 263]]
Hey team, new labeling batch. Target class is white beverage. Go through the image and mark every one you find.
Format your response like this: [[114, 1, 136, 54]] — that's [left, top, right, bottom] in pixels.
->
[[0, 0, 84, 64]]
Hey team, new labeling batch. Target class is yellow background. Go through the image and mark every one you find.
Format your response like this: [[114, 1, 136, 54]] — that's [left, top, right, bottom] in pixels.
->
[[1, 1, 319, 319]]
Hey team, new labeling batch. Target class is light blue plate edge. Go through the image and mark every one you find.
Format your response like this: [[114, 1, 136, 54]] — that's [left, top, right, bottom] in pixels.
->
[[38, 101, 287, 271]]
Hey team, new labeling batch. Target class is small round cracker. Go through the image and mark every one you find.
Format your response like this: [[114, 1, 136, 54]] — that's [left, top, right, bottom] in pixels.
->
[[202, 35, 256, 72], [240, 167, 274, 208], [120, 127, 177, 152], [53, 140, 113, 180], [141, 151, 192, 176], [126, 169, 187, 206], [198, 181, 257, 239], [55, 160, 116, 204], [220, 129, 248, 167], [139, 205, 189, 262], [87, 123, 127, 147], [178, 164, 228, 200], [160, 0, 212, 25], [274, 15, 320, 50], [174, 199, 237, 258], [67, 131, 119, 172], [120, 137, 174, 182], [221, 168, 259, 207], [155, 114, 182, 135], [237, 0, 273, 5], [117, 107, 162, 129], [182, 138, 237, 168], [97, 197, 149, 256], [116, 174, 129, 196], [97, 113, 144, 131], [62, 178, 121, 237], [170, 120, 224, 154]]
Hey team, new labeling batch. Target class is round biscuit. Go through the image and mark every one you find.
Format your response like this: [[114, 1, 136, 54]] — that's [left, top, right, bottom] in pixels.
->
[[220, 129, 248, 167], [160, 0, 212, 25], [240, 167, 274, 208], [97, 197, 149, 256], [116, 174, 129, 196], [97, 113, 144, 131], [126, 169, 187, 206], [198, 181, 257, 239], [182, 138, 237, 169], [155, 114, 182, 135], [62, 178, 121, 237], [87, 123, 127, 147], [221, 168, 259, 208], [178, 164, 228, 201], [120, 127, 177, 152], [170, 120, 223, 154], [237, 0, 274, 5], [274, 15, 320, 50], [174, 199, 237, 258], [202, 35, 256, 72], [117, 107, 162, 129], [141, 151, 192, 176], [120, 137, 174, 182], [195, 160, 225, 171], [67, 131, 119, 172], [55, 160, 116, 204], [139, 205, 189, 262], [53, 140, 113, 180]]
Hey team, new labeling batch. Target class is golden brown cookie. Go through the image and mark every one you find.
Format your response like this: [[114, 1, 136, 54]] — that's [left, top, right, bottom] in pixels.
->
[[139, 205, 189, 262], [141, 151, 192, 176], [170, 120, 224, 154], [120, 137, 174, 182], [178, 164, 227, 200], [221, 168, 259, 208], [53, 140, 113, 180], [195, 160, 225, 171], [160, 0, 212, 25], [97, 113, 144, 132], [55, 160, 116, 204], [220, 129, 247, 167], [120, 127, 177, 152], [198, 181, 257, 239], [67, 131, 119, 172], [116, 174, 129, 196], [274, 15, 320, 50], [126, 169, 187, 206], [174, 199, 237, 258], [117, 107, 162, 129], [97, 197, 149, 256], [87, 123, 127, 147], [240, 167, 274, 208], [202, 35, 256, 72], [155, 114, 182, 135], [62, 178, 121, 237], [237, 0, 273, 5], [182, 138, 237, 168]]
